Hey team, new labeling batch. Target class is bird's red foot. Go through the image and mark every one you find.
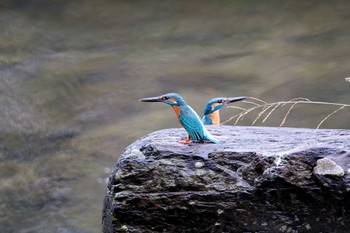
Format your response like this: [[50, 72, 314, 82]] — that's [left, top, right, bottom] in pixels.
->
[[179, 137, 191, 144]]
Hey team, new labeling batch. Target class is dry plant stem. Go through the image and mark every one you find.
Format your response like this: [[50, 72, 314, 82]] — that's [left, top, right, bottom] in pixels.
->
[[316, 106, 345, 129], [219, 106, 247, 125], [252, 104, 274, 125], [248, 96, 268, 104], [235, 108, 256, 125], [262, 103, 281, 123], [224, 99, 350, 127], [275, 101, 350, 107], [280, 102, 299, 127], [281, 98, 310, 107], [242, 100, 261, 106], [223, 97, 268, 125], [224, 103, 267, 125], [235, 112, 247, 125], [226, 106, 247, 111]]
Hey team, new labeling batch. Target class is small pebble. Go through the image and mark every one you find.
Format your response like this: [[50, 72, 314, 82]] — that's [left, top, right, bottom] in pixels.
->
[[195, 161, 204, 168], [120, 225, 128, 231], [305, 224, 311, 230]]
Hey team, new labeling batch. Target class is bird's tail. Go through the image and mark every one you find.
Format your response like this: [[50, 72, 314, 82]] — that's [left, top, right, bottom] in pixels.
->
[[204, 129, 220, 144]]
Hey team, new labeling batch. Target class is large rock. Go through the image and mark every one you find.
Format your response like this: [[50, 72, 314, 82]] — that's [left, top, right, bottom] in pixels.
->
[[102, 126, 350, 233]]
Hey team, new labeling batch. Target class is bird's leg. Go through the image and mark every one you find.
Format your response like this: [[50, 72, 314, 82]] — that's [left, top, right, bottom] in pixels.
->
[[179, 135, 191, 144]]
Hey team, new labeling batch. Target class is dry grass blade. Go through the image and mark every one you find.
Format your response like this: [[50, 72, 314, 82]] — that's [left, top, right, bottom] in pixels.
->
[[252, 104, 274, 125], [219, 106, 248, 125], [223, 97, 349, 129], [277, 100, 349, 107], [281, 97, 310, 107], [280, 101, 299, 127], [223, 98, 263, 125], [241, 100, 261, 106], [235, 113, 245, 125], [221, 107, 256, 125], [248, 96, 267, 104], [262, 103, 281, 123], [235, 109, 251, 125], [222, 112, 241, 125], [226, 106, 247, 111], [316, 106, 345, 129]]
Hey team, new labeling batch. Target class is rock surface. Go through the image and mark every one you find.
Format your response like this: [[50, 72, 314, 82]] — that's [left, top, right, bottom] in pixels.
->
[[102, 126, 350, 233]]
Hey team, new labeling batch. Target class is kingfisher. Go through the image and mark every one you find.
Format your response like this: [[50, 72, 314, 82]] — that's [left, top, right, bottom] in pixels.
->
[[140, 93, 220, 144], [202, 97, 247, 125]]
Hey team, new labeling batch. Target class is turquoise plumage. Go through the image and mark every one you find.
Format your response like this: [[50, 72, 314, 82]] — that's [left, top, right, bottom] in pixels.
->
[[140, 93, 219, 144], [202, 96, 247, 125], [179, 105, 219, 143]]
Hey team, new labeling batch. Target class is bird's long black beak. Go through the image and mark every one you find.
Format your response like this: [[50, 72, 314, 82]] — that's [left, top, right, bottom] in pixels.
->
[[227, 96, 248, 104], [139, 96, 162, 102]]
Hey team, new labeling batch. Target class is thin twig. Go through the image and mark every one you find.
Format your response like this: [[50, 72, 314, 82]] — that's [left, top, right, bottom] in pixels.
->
[[241, 100, 261, 106], [280, 101, 299, 127], [316, 106, 345, 129], [273, 101, 350, 107], [222, 98, 349, 128], [281, 97, 310, 107], [223, 106, 260, 125], [235, 107, 256, 125], [262, 103, 281, 123], [248, 96, 267, 104], [252, 104, 274, 125], [226, 106, 247, 111]]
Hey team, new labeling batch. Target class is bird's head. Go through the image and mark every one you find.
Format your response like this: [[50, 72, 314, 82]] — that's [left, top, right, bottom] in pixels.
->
[[204, 96, 247, 115], [139, 93, 187, 106]]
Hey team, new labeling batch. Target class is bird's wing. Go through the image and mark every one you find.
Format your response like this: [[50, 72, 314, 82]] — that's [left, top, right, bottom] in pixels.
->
[[202, 114, 212, 125], [179, 106, 205, 141]]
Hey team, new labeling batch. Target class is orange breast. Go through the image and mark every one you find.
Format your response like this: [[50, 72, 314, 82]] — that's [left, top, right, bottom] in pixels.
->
[[172, 106, 182, 124], [210, 111, 220, 125]]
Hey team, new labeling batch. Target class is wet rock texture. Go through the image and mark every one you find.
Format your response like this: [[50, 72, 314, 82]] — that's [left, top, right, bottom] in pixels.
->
[[102, 126, 350, 233]]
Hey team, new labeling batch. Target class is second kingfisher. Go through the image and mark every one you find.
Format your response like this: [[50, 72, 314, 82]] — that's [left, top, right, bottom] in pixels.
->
[[140, 93, 220, 144], [203, 97, 247, 125]]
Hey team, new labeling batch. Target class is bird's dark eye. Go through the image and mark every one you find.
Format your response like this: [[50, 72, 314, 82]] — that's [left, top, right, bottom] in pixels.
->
[[162, 96, 169, 100], [217, 100, 223, 103]]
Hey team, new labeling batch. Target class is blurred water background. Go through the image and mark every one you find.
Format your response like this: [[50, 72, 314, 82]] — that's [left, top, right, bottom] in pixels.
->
[[0, 0, 349, 232]]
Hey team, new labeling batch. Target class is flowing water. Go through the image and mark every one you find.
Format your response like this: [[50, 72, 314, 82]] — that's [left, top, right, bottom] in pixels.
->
[[0, 1, 350, 232]]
